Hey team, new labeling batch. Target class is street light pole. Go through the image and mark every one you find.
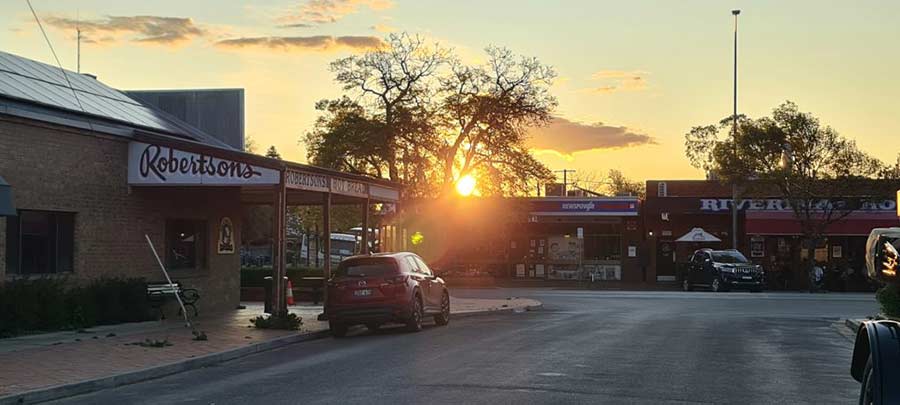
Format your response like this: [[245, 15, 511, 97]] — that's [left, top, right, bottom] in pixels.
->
[[731, 9, 741, 250]]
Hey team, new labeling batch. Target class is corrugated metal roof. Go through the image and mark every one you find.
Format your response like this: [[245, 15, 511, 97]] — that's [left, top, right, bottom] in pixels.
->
[[0, 51, 234, 149]]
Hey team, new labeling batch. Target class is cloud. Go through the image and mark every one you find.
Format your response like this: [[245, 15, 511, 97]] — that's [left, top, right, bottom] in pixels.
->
[[369, 23, 396, 33], [44, 15, 206, 46], [215, 35, 383, 52], [277, 23, 313, 28], [587, 70, 649, 94], [279, 0, 393, 25], [527, 117, 656, 155]]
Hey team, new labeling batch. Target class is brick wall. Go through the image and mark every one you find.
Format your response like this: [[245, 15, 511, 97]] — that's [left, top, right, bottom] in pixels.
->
[[0, 116, 244, 313]]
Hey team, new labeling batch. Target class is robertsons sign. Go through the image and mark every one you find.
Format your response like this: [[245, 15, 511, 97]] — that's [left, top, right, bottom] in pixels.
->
[[700, 198, 897, 213], [128, 142, 279, 185]]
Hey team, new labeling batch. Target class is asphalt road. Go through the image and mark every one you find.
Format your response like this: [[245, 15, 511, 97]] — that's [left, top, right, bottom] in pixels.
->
[[55, 289, 876, 405]]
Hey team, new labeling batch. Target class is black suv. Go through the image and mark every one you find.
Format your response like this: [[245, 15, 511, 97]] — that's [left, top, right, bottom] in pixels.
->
[[683, 249, 764, 292]]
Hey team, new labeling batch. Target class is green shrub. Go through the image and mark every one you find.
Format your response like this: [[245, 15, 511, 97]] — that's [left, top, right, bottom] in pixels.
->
[[876, 283, 900, 318], [0, 277, 154, 338], [250, 313, 303, 330], [240, 267, 324, 288]]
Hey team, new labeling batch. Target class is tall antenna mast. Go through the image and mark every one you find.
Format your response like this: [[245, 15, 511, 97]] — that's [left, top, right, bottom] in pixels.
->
[[76, 10, 80, 73]]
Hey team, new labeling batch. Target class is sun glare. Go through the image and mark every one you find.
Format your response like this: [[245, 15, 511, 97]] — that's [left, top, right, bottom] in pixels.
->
[[455, 175, 477, 196]]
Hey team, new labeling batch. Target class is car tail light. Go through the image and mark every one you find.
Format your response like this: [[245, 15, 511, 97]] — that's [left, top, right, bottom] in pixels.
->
[[385, 275, 408, 284]]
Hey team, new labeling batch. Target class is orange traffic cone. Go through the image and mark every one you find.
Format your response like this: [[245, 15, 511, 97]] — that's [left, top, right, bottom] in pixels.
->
[[286, 280, 295, 306]]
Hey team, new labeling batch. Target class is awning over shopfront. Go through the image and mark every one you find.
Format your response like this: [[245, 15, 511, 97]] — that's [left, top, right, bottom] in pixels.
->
[[0, 175, 14, 216], [745, 210, 899, 236], [126, 136, 401, 318], [675, 227, 721, 243]]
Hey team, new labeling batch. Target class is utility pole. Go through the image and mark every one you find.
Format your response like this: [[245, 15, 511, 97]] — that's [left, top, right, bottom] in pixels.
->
[[731, 9, 741, 250], [554, 169, 576, 197]]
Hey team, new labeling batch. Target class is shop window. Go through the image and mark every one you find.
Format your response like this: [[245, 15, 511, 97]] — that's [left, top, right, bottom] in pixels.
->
[[166, 219, 207, 270], [584, 234, 622, 260], [5, 210, 75, 274]]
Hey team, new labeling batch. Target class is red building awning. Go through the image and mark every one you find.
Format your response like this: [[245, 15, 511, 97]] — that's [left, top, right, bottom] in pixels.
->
[[745, 211, 899, 236]]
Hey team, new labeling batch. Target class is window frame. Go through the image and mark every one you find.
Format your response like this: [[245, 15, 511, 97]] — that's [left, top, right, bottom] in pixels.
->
[[5, 209, 75, 275]]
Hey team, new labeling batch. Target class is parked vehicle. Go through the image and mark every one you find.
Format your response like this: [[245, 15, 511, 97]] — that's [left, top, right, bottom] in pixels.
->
[[325, 252, 450, 337], [682, 249, 764, 292], [851, 227, 900, 404]]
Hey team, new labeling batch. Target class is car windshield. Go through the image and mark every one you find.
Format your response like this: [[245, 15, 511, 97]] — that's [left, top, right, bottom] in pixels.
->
[[712, 251, 749, 264], [333, 258, 397, 278]]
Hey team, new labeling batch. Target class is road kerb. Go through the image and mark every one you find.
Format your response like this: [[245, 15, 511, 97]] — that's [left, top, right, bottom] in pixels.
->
[[0, 303, 542, 405]]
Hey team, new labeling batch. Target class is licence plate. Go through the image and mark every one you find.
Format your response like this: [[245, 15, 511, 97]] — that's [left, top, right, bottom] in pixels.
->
[[353, 289, 372, 297], [742, 276, 753, 280]]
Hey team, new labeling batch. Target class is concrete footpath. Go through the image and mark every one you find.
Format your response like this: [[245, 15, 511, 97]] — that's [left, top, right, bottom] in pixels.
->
[[0, 296, 541, 404]]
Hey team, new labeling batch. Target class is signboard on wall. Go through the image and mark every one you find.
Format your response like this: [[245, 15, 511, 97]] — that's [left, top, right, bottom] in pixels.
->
[[700, 198, 897, 213], [218, 217, 235, 254], [529, 198, 639, 216], [330, 178, 368, 198], [128, 142, 279, 186], [285, 169, 329, 192]]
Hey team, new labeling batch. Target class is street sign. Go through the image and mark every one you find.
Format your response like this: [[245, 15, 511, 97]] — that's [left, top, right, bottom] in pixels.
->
[[577, 227, 584, 239]]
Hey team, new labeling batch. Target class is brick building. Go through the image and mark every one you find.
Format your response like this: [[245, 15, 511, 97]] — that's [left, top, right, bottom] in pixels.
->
[[0, 51, 399, 314], [385, 196, 644, 282], [644, 180, 898, 290]]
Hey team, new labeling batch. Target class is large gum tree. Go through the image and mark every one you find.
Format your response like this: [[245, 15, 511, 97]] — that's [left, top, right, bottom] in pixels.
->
[[685, 101, 894, 280]]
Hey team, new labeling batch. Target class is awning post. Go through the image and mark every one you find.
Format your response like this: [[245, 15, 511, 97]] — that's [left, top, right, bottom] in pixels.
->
[[323, 192, 332, 301], [360, 198, 370, 255], [272, 177, 288, 317]]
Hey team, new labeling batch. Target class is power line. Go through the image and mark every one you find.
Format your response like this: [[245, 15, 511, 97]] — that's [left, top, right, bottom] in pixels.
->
[[26, 0, 88, 117]]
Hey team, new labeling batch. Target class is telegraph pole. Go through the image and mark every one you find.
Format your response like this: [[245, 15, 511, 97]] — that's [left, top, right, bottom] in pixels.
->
[[554, 169, 576, 197]]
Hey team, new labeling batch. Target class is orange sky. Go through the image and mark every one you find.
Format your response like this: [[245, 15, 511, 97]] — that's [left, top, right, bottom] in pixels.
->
[[3, 0, 898, 185]]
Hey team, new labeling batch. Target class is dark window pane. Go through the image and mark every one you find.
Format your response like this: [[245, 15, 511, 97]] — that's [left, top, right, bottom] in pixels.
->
[[20, 211, 53, 274], [166, 219, 207, 270]]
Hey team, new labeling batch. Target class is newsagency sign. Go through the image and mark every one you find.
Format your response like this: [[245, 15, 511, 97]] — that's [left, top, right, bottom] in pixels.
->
[[128, 142, 279, 186]]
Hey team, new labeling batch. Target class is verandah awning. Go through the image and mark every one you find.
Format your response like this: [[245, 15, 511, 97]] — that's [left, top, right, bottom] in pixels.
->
[[745, 211, 899, 236]]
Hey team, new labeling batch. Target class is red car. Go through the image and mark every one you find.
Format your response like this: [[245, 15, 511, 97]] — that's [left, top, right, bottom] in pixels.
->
[[325, 252, 450, 337]]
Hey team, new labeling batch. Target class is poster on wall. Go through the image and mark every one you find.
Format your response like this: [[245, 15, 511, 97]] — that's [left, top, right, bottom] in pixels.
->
[[218, 217, 235, 254], [548, 236, 579, 261], [832, 245, 842, 258], [750, 236, 765, 258]]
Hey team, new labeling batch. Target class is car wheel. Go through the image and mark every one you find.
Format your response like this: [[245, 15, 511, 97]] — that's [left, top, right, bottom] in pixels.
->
[[682, 279, 693, 292], [330, 321, 348, 338], [859, 355, 874, 405], [365, 323, 380, 331], [434, 291, 450, 326], [711, 277, 722, 293], [405, 294, 423, 332]]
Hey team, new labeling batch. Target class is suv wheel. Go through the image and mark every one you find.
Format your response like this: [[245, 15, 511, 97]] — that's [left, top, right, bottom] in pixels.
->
[[405, 295, 423, 332], [682, 279, 692, 292], [330, 321, 348, 338], [434, 291, 450, 326], [711, 277, 722, 293]]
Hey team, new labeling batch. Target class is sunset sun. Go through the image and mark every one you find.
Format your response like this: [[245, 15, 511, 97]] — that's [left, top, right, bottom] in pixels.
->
[[455, 175, 476, 196]]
